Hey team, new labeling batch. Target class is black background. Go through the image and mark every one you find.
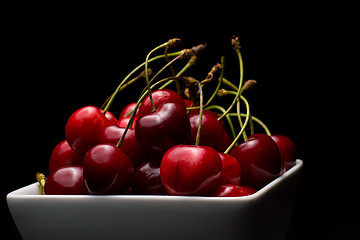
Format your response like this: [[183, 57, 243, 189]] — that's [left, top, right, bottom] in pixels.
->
[[2, 3, 357, 239]]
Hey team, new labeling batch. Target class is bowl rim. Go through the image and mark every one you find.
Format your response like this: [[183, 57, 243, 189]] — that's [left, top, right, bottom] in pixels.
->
[[7, 159, 303, 202]]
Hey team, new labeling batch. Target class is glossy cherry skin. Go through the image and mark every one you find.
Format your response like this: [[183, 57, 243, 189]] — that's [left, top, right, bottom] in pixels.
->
[[48, 140, 84, 174], [217, 131, 233, 153], [186, 110, 224, 151], [65, 106, 113, 155], [133, 159, 167, 195], [98, 125, 148, 167], [137, 89, 186, 117], [119, 102, 138, 119], [117, 116, 137, 129], [230, 133, 282, 189], [209, 184, 252, 197], [44, 166, 88, 195], [218, 153, 242, 186], [83, 144, 134, 194], [160, 145, 222, 196], [135, 102, 190, 156], [271, 135, 297, 171], [101, 110, 118, 125]]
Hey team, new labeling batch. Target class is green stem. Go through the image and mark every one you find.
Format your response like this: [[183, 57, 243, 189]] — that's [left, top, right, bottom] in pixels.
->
[[229, 113, 272, 136], [195, 80, 204, 146], [205, 105, 236, 141], [203, 57, 224, 108], [101, 50, 184, 112], [217, 45, 244, 121], [159, 55, 197, 89], [224, 95, 250, 154], [36, 172, 46, 195]]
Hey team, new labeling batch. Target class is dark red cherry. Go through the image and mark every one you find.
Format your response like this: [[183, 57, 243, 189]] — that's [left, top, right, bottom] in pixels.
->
[[216, 131, 233, 152], [83, 144, 134, 194], [135, 102, 190, 156], [271, 135, 297, 171], [65, 106, 112, 155], [230, 133, 282, 189], [186, 110, 224, 150], [48, 140, 84, 174], [218, 153, 242, 186], [209, 184, 252, 197], [44, 166, 88, 195], [160, 145, 222, 196], [133, 159, 167, 195], [98, 125, 148, 166], [137, 89, 186, 117], [242, 185, 257, 195]]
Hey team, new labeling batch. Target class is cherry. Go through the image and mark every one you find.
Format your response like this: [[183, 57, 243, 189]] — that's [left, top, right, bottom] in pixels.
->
[[48, 140, 84, 174], [186, 110, 224, 150], [65, 106, 113, 155], [133, 159, 167, 195], [271, 135, 297, 171], [135, 102, 190, 156], [97, 125, 148, 167], [83, 144, 134, 194], [118, 102, 138, 119], [230, 133, 282, 189], [102, 110, 118, 125], [160, 145, 222, 196], [209, 184, 253, 197], [44, 166, 88, 195], [137, 89, 186, 117], [217, 131, 234, 153], [117, 116, 137, 129], [218, 153, 242, 186]]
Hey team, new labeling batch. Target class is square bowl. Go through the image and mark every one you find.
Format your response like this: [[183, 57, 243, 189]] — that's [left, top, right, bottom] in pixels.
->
[[7, 160, 303, 240]]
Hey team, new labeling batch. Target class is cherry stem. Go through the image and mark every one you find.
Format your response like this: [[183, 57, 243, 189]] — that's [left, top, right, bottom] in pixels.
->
[[36, 172, 46, 195], [158, 55, 197, 90], [224, 95, 250, 154], [205, 104, 237, 141], [194, 80, 204, 146], [145, 38, 181, 113], [228, 113, 271, 136], [217, 37, 244, 121], [102, 50, 184, 113]]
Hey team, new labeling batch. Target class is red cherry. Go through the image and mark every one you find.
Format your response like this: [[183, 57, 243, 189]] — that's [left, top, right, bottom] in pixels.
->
[[133, 159, 167, 195], [218, 153, 242, 186], [118, 102, 138, 119], [271, 135, 297, 171], [186, 110, 224, 150], [209, 184, 252, 197], [101, 110, 118, 125], [44, 166, 88, 195], [83, 144, 134, 194], [137, 89, 186, 117], [65, 106, 112, 155], [230, 133, 282, 189], [135, 102, 190, 156], [241, 185, 257, 195], [160, 145, 222, 196], [216, 131, 233, 152], [98, 125, 148, 166], [117, 116, 137, 129], [48, 140, 84, 174]]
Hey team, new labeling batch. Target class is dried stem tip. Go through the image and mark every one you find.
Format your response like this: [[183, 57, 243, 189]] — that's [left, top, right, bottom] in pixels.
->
[[241, 79, 257, 93], [36, 172, 46, 183], [167, 38, 181, 47], [232, 36, 241, 50]]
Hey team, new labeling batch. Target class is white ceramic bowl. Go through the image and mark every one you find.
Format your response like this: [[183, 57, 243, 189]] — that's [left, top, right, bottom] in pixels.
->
[[7, 160, 303, 240]]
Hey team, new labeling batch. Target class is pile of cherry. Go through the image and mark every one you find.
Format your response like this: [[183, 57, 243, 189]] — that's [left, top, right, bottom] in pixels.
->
[[37, 37, 297, 197]]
